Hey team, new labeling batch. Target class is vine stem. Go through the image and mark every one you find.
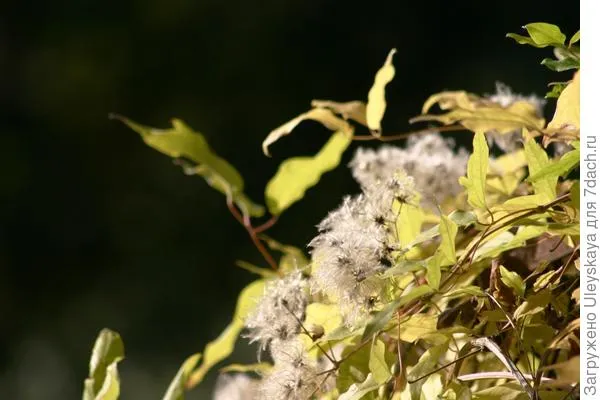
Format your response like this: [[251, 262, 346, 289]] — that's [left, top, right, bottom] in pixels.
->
[[226, 196, 279, 272], [352, 124, 466, 141]]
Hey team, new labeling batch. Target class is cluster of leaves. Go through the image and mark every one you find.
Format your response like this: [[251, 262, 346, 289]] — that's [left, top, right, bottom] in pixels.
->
[[85, 22, 580, 400], [507, 22, 580, 98]]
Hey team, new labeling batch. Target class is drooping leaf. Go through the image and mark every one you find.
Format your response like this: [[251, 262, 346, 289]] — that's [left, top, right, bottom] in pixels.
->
[[499, 266, 526, 298], [162, 353, 202, 400], [186, 279, 266, 388], [523, 23, 566, 47], [524, 138, 557, 202], [459, 131, 489, 209], [413, 92, 544, 133], [311, 99, 367, 126], [265, 130, 352, 215], [366, 48, 397, 135], [369, 337, 392, 384], [261, 108, 352, 156], [82, 329, 124, 400], [113, 116, 264, 217]]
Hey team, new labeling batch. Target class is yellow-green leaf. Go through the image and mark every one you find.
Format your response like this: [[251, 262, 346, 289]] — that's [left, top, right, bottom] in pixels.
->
[[93, 363, 120, 400], [407, 343, 448, 400], [569, 30, 580, 46], [524, 139, 557, 202], [186, 280, 266, 388], [369, 337, 392, 384], [338, 373, 380, 400], [427, 215, 458, 289], [366, 49, 397, 135], [162, 353, 202, 400], [459, 131, 489, 209], [219, 363, 272, 374], [527, 141, 579, 182], [398, 314, 438, 343], [265, 130, 352, 215], [396, 202, 425, 247], [113, 116, 264, 217], [262, 108, 352, 156], [83, 328, 125, 400], [524, 23, 566, 46], [499, 266, 525, 298], [311, 99, 367, 126], [546, 71, 580, 142]]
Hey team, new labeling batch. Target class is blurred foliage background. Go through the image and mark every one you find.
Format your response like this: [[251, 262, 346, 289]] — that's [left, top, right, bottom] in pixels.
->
[[0, 1, 578, 398]]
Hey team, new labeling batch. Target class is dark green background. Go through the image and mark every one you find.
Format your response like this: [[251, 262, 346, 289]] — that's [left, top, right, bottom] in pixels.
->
[[0, 1, 578, 398]]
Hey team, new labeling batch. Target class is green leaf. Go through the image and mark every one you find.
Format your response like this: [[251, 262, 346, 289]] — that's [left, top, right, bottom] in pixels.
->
[[541, 57, 579, 72], [186, 279, 266, 388], [472, 382, 528, 400], [261, 107, 352, 156], [83, 328, 125, 400], [569, 30, 580, 46], [506, 33, 541, 47], [398, 314, 438, 343], [396, 202, 425, 247], [113, 116, 264, 217], [338, 373, 380, 400], [362, 285, 433, 340], [219, 363, 272, 374], [459, 131, 489, 209], [162, 353, 202, 400], [499, 266, 526, 298], [265, 130, 352, 215], [407, 210, 477, 249], [524, 139, 557, 202], [545, 82, 568, 99], [407, 343, 448, 400], [366, 49, 397, 135], [513, 289, 552, 320], [337, 341, 372, 394], [369, 337, 392, 384], [527, 142, 579, 183], [524, 23, 566, 47], [427, 215, 458, 289]]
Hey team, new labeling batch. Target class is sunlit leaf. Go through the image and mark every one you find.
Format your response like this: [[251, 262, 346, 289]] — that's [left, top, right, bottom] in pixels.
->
[[427, 215, 458, 289], [459, 131, 489, 209], [524, 23, 566, 46], [362, 285, 433, 340], [262, 108, 352, 156], [338, 373, 380, 400], [219, 363, 272, 374], [540, 57, 579, 72], [527, 142, 579, 183], [569, 30, 580, 46], [83, 328, 124, 400], [162, 353, 202, 400], [514, 289, 552, 320], [407, 343, 448, 400], [524, 138, 557, 202], [545, 71, 580, 145], [113, 116, 264, 217], [369, 337, 392, 384], [366, 49, 397, 135], [396, 202, 425, 247], [265, 130, 352, 215], [186, 280, 266, 388], [398, 314, 438, 343], [311, 99, 367, 126], [499, 266, 525, 298]]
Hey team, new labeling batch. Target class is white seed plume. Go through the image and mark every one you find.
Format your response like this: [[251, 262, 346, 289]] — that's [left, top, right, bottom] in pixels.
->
[[244, 272, 308, 353], [350, 132, 468, 209], [213, 373, 257, 400]]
